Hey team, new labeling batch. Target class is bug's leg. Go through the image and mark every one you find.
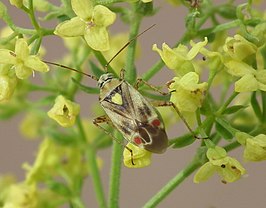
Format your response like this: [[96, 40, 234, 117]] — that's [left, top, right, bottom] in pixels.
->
[[119, 68, 125, 79], [135, 78, 169, 95], [93, 115, 135, 165], [153, 101, 204, 140]]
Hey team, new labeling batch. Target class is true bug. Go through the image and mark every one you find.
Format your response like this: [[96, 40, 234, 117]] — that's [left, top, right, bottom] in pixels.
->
[[45, 25, 199, 165]]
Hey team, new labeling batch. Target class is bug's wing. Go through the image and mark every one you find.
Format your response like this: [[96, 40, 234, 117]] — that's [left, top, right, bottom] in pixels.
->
[[102, 106, 136, 143], [100, 81, 138, 142], [124, 82, 158, 123]]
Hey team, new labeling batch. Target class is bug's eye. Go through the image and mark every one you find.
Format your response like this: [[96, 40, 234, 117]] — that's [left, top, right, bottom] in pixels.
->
[[134, 136, 143, 145], [151, 119, 161, 127]]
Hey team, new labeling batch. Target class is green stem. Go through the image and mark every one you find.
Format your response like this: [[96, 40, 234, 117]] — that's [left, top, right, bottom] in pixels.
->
[[216, 91, 239, 115], [142, 60, 164, 81], [143, 159, 202, 208], [223, 141, 240, 152], [2, 10, 36, 35], [70, 197, 86, 208], [108, 132, 123, 208], [27, 83, 56, 92], [198, 20, 241, 37], [261, 91, 266, 123], [0, 32, 18, 44], [76, 117, 107, 208], [124, 7, 142, 84], [28, 0, 41, 30], [86, 146, 107, 208]]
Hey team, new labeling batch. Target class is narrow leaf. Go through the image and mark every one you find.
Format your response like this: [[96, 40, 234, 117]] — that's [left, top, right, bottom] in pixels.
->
[[71, 77, 99, 94], [89, 61, 104, 78], [47, 181, 72, 197], [170, 133, 196, 148], [223, 105, 247, 115], [46, 128, 78, 146], [251, 91, 262, 121], [215, 118, 235, 141]]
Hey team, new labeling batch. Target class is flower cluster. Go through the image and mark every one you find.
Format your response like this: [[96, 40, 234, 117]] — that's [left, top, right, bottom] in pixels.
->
[[0, 38, 49, 102], [55, 0, 116, 51]]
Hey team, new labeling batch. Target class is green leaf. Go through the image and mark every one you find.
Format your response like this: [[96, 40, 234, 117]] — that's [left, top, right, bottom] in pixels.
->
[[89, 61, 104, 78], [200, 96, 215, 116], [215, 118, 234, 141], [45, 128, 78, 146], [71, 77, 99, 94], [0, 103, 23, 120], [47, 180, 72, 197], [251, 91, 262, 121], [170, 133, 196, 148], [217, 5, 237, 19], [0, 2, 7, 19], [223, 105, 247, 115]]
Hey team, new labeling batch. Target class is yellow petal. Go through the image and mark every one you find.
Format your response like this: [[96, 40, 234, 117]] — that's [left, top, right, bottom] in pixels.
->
[[54, 17, 86, 37], [93, 5, 116, 26], [15, 64, 32, 79], [0, 49, 16, 64], [193, 162, 216, 183], [71, 0, 93, 20], [24, 56, 49, 72], [15, 38, 29, 60], [235, 74, 258, 92], [84, 26, 109, 51]]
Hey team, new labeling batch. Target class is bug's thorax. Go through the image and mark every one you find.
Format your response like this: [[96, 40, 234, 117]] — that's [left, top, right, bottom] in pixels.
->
[[98, 73, 122, 101]]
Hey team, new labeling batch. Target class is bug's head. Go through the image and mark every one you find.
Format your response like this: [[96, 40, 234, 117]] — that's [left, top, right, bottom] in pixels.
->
[[98, 73, 114, 89]]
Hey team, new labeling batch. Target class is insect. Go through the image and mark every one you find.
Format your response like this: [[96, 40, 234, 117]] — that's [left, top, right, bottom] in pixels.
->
[[45, 25, 199, 165]]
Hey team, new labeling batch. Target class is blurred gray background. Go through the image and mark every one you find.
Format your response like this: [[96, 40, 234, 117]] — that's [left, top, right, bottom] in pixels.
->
[[1, 0, 266, 207]]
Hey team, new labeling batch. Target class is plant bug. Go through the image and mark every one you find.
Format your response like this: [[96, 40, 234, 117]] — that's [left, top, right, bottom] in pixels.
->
[[44, 24, 200, 166]]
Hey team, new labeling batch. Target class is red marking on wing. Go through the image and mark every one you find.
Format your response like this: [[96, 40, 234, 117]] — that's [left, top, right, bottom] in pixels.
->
[[152, 119, 161, 127], [134, 136, 142, 145]]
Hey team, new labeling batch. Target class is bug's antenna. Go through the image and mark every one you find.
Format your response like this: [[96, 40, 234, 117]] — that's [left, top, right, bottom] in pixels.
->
[[104, 24, 156, 71], [43, 60, 98, 81]]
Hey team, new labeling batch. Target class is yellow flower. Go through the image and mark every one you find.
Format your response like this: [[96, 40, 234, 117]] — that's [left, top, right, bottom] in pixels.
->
[[123, 143, 152, 168], [224, 61, 266, 92], [55, 0, 116, 51], [47, 95, 80, 127], [0, 38, 49, 79], [194, 146, 246, 183], [168, 72, 208, 112], [2, 183, 37, 208], [236, 132, 266, 161], [20, 112, 44, 139], [24, 137, 103, 184], [0, 64, 17, 102], [153, 38, 208, 76], [9, 0, 23, 8], [223, 34, 257, 62]]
